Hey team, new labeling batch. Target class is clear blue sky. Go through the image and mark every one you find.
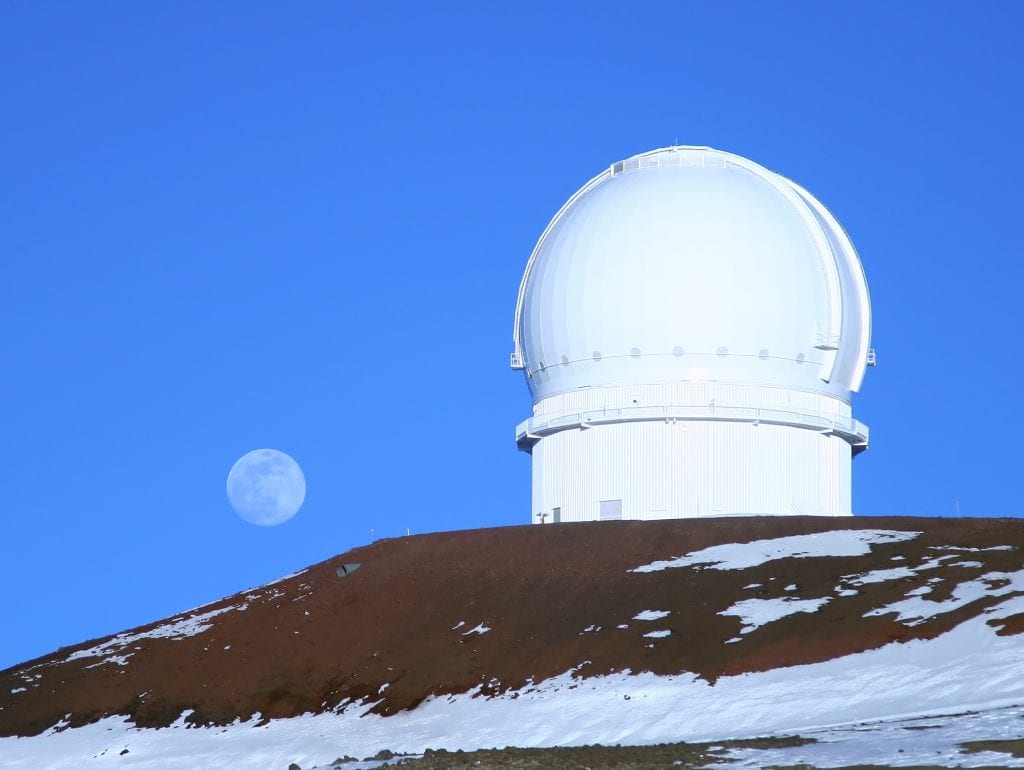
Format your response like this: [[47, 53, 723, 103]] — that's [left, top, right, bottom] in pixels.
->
[[2, 2, 1022, 669]]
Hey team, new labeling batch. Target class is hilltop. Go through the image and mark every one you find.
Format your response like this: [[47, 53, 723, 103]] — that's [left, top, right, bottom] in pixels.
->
[[2, 516, 1024, 768]]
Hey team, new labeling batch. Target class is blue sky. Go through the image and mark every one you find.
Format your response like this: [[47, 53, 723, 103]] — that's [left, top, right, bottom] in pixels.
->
[[2, 2, 1022, 669]]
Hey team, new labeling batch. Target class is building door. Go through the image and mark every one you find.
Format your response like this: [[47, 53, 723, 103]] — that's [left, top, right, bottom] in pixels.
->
[[599, 499, 622, 520]]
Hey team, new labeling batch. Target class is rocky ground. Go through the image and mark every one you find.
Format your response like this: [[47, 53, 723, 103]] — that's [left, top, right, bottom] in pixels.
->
[[5, 515, 1023, 738], [304, 734, 1024, 770], [338, 737, 808, 769], [3, 516, 1024, 769]]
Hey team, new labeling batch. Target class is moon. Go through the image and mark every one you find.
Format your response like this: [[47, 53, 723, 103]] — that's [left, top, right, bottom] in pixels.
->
[[226, 449, 306, 526]]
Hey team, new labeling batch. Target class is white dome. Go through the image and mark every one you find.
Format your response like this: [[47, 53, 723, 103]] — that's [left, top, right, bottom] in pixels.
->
[[512, 146, 872, 402]]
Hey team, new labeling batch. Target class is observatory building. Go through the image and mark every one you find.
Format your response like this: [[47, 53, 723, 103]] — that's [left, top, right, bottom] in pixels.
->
[[511, 146, 874, 522]]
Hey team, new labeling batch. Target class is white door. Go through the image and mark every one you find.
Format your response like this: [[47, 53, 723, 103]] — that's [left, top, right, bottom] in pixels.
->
[[599, 499, 622, 520]]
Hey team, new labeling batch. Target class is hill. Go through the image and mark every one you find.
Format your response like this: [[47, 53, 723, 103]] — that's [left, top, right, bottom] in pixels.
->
[[2, 516, 1024, 768]]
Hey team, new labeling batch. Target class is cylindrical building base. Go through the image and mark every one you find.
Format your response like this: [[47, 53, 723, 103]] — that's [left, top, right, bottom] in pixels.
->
[[519, 383, 865, 523]]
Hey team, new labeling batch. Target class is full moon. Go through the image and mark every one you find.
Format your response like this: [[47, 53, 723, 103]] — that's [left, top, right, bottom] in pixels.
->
[[226, 449, 306, 526]]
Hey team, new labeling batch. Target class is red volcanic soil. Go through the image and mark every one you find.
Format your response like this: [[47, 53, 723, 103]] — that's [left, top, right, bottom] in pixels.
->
[[1, 516, 1022, 738]]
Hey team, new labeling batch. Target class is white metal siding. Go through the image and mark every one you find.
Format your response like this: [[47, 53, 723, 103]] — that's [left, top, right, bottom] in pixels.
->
[[532, 418, 852, 521]]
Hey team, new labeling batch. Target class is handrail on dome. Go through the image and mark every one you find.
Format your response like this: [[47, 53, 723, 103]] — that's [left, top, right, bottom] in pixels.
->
[[515, 403, 869, 453], [610, 146, 723, 176]]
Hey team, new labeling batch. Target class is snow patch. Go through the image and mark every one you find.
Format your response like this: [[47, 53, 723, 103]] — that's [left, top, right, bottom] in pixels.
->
[[632, 610, 670, 621], [720, 596, 831, 634], [462, 624, 490, 636], [918, 554, 960, 570], [866, 570, 1024, 626], [85, 655, 131, 669], [642, 630, 671, 639], [64, 605, 243, 664], [630, 529, 920, 573], [834, 548, 988, 593], [843, 566, 916, 585]]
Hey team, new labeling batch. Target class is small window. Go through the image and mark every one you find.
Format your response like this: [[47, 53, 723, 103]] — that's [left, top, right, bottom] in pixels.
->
[[630, 347, 642, 358]]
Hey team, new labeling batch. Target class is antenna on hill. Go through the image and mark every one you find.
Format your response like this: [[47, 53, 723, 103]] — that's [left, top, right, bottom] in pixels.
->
[[955, 500, 960, 516]]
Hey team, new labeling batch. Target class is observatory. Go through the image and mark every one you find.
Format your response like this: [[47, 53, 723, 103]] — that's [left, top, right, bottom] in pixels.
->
[[512, 146, 874, 522]]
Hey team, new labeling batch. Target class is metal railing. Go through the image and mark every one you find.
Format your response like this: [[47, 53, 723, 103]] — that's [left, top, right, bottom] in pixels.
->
[[516, 403, 868, 449]]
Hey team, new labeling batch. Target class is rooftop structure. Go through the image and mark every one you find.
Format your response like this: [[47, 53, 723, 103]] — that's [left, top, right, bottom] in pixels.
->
[[512, 146, 874, 522]]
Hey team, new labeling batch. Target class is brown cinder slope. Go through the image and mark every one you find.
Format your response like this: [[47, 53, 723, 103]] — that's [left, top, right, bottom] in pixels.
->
[[2, 516, 1022, 738]]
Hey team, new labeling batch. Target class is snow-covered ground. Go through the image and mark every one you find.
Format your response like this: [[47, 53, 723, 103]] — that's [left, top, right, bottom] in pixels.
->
[[5, 526, 1022, 768], [866, 569, 1024, 626], [630, 528, 921, 572], [62, 604, 245, 669], [4, 593, 1024, 769]]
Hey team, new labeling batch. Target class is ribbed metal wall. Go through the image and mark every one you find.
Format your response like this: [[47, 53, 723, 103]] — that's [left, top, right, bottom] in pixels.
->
[[531, 418, 852, 522]]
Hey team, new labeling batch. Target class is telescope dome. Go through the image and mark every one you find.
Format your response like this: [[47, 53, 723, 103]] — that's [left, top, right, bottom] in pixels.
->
[[512, 146, 871, 403]]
